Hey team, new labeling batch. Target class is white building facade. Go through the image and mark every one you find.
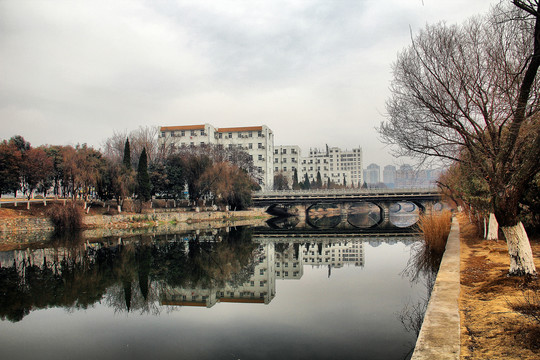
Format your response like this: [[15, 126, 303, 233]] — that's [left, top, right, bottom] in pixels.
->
[[159, 124, 274, 189], [273, 145, 363, 188]]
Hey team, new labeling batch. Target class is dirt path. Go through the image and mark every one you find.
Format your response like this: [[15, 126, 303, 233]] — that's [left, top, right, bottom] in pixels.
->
[[459, 217, 540, 359]]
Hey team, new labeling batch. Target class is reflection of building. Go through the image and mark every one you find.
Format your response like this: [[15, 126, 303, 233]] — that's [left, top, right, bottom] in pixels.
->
[[302, 242, 364, 268], [275, 244, 304, 280], [161, 243, 276, 307]]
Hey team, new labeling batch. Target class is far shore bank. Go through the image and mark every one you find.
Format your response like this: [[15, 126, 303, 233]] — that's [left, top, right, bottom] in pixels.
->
[[0, 206, 272, 248]]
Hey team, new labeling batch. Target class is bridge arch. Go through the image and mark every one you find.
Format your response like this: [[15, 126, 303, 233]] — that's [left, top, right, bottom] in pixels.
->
[[346, 201, 383, 228]]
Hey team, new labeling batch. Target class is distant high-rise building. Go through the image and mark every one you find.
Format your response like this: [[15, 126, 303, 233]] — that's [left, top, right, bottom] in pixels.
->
[[383, 165, 396, 188], [363, 163, 380, 185]]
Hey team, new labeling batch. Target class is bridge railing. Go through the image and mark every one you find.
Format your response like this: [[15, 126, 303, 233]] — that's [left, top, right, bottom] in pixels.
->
[[253, 188, 440, 197]]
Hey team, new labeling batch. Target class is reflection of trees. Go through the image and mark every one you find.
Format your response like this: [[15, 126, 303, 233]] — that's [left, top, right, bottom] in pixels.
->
[[0, 227, 258, 322]]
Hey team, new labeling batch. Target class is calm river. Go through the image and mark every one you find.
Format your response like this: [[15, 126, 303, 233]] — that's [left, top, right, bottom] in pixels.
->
[[0, 226, 433, 360]]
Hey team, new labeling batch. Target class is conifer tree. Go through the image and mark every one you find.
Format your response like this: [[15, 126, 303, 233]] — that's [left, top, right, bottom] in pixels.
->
[[316, 171, 322, 189], [292, 168, 300, 190], [137, 148, 151, 202], [123, 138, 131, 170], [303, 173, 311, 189]]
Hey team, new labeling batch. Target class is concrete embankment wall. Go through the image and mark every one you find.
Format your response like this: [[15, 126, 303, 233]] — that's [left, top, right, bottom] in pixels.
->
[[411, 217, 460, 359], [0, 208, 269, 244]]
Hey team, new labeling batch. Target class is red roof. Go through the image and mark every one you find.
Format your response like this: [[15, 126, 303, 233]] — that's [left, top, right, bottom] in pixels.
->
[[160, 125, 205, 131], [217, 126, 263, 133]]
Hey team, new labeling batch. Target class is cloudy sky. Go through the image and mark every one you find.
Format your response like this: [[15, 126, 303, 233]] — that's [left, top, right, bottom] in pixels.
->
[[1, 0, 496, 167]]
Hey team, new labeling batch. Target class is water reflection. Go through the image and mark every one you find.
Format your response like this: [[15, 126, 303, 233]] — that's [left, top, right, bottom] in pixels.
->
[[0, 227, 428, 360]]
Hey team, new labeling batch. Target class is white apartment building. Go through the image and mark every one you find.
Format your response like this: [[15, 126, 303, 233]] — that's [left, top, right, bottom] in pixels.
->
[[273, 145, 301, 187], [159, 124, 274, 189], [299, 146, 363, 188]]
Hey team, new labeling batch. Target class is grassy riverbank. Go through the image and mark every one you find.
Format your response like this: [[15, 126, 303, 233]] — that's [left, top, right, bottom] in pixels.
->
[[459, 214, 540, 359]]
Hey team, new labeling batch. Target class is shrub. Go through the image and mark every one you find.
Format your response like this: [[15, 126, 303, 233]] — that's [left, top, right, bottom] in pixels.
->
[[46, 202, 83, 231], [417, 210, 453, 255]]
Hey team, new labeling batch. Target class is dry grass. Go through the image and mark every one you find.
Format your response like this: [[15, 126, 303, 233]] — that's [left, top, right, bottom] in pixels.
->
[[459, 216, 540, 359], [417, 210, 453, 255], [46, 202, 84, 232]]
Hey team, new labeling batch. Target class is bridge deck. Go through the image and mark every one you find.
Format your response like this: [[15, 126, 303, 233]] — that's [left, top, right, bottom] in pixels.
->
[[253, 188, 441, 204]]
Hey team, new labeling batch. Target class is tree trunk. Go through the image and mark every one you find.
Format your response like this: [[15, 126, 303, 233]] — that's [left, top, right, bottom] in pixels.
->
[[502, 222, 537, 276], [486, 213, 498, 240]]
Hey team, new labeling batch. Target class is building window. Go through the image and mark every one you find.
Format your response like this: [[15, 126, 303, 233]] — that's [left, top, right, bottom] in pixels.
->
[[282, 149, 287, 154], [274, 158, 278, 163], [282, 158, 287, 163], [191, 130, 196, 136], [283, 167, 287, 171], [258, 130, 262, 137], [238, 132, 242, 138], [249, 132, 253, 137], [200, 130, 204, 135], [181, 130, 185, 136], [258, 154, 263, 160], [161, 132, 165, 137], [258, 143, 262, 149], [228, 132, 232, 138], [249, 143, 253, 149]]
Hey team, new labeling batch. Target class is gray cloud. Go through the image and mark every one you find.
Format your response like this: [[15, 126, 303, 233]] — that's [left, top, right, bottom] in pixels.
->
[[0, 0, 495, 165]]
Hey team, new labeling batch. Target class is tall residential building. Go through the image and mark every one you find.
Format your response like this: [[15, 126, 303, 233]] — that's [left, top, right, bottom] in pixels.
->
[[298, 146, 363, 188], [159, 124, 274, 189], [363, 163, 380, 185], [383, 165, 396, 188], [273, 145, 301, 188]]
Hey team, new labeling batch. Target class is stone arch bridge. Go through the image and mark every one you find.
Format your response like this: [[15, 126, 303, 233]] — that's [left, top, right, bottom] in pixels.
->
[[252, 188, 443, 230]]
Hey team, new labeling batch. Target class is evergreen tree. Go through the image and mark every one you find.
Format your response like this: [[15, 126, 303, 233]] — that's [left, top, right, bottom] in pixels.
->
[[292, 168, 300, 190], [137, 148, 151, 202], [123, 138, 131, 170], [316, 171, 322, 189], [303, 173, 311, 190]]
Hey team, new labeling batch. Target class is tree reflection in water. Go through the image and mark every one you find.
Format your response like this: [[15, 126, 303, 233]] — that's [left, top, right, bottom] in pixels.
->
[[0, 227, 257, 321]]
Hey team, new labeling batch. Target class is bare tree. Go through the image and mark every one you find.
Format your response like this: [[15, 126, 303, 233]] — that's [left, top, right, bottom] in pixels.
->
[[380, 2, 540, 275]]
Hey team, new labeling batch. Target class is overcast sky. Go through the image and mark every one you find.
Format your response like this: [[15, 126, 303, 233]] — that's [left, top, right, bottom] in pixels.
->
[[0, 0, 496, 167]]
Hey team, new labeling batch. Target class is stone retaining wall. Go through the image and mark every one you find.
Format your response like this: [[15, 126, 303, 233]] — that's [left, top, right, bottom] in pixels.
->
[[411, 217, 460, 359], [0, 209, 270, 244]]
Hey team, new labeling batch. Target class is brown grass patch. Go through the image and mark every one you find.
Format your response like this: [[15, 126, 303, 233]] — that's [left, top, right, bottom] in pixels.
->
[[417, 210, 452, 255], [460, 216, 540, 359]]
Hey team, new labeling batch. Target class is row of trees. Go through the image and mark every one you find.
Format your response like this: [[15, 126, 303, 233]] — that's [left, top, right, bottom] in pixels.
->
[[273, 169, 359, 190], [380, 1, 540, 275], [0, 127, 260, 210]]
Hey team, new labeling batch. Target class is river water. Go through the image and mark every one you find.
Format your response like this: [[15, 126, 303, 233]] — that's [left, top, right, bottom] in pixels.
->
[[0, 225, 434, 360]]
